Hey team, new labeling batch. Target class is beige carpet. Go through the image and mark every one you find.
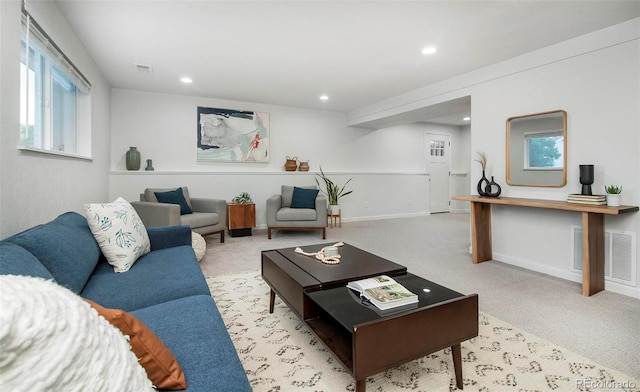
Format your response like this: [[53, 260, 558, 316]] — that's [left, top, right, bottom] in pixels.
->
[[206, 271, 639, 392]]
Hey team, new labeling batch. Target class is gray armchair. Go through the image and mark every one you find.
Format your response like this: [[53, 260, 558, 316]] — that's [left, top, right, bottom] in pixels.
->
[[130, 187, 226, 243], [266, 185, 327, 239]]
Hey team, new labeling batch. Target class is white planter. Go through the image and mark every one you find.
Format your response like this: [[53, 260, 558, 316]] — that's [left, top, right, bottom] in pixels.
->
[[606, 194, 621, 207], [328, 204, 340, 215]]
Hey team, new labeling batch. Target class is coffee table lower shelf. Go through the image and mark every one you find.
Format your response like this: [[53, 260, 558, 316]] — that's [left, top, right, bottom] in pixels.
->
[[305, 316, 354, 370]]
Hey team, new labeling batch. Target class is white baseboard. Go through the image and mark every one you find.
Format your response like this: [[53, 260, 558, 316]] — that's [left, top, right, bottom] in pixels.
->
[[493, 252, 640, 299], [344, 212, 431, 222], [253, 212, 431, 230]]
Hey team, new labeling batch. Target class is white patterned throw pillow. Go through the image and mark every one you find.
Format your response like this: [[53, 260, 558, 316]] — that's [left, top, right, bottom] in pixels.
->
[[0, 275, 154, 391], [84, 197, 151, 272]]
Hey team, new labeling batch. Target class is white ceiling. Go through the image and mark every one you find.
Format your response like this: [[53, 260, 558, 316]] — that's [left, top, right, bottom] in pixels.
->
[[55, 1, 639, 126]]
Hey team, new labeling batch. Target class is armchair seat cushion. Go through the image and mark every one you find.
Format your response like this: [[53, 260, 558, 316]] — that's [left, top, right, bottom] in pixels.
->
[[180, 212, 219, 228], [276, 207, 318, 221]]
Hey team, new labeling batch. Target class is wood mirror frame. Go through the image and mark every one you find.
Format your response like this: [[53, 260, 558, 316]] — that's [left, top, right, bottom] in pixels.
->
[[506, 110, 567, 187]]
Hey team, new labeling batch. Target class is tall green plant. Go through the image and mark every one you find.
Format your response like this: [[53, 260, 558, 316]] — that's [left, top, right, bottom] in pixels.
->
[[315, 167, 353, 205]]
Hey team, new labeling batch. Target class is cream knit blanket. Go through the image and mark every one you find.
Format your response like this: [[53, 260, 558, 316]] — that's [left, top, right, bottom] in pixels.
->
[[0, 275, 154, 392]]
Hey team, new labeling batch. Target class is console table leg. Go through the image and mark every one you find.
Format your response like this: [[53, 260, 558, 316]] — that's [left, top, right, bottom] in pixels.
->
[[470, 202, 492, 263], [355, 378, 366, 392], [582, 212, 605, 296], [269, 289, 275, 313], [451, 343, 463, 389]]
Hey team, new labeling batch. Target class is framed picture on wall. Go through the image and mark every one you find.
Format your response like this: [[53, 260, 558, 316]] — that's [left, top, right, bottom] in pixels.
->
[[197, 106, 270, 162]]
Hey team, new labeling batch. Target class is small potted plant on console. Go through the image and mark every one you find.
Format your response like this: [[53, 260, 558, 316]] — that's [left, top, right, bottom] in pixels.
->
[[604, 185, 622, 207]]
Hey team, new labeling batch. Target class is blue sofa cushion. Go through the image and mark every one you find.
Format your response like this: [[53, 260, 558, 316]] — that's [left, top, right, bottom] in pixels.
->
[[290, 187, 319, 209], [132, 295, 251, 392], [0, 242, 54, 280], [155, 188, 193, 215], [4, 212, 100, 293], [81, 245, 210, 311]]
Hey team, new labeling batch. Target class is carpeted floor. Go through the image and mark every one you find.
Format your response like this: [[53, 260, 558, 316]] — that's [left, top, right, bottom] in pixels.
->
[[206, 271, 639, 392], [198, 213, 640, 383]]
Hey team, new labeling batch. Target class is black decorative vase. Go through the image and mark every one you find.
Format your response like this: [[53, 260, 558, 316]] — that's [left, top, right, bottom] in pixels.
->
[[477, 171, 490, 196], [126, 147, 141, 171], [579, 164, 594, 195], [486, 176, 502, 197]]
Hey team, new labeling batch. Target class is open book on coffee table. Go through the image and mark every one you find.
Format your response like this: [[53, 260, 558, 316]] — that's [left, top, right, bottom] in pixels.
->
[[347, 275, 418, 310]]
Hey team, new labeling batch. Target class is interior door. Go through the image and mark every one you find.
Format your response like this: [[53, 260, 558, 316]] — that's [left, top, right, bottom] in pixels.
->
[[425, 133, 451, 213]]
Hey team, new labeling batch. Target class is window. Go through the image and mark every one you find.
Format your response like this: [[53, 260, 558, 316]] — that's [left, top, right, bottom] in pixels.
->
[[429, 140, 446, 156], [19, 4, 91, 158], [524, 130, 563, 170]]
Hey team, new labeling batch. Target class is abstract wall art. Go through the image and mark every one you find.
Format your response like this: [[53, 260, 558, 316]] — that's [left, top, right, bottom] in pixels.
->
[[197, 106, 270, 162]]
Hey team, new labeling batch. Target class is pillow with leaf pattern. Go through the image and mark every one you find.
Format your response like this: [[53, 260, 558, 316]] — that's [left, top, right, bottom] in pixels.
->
[[84, 197, 151, 273]]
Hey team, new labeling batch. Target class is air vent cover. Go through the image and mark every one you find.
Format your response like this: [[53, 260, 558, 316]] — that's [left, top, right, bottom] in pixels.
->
[[134, 63, 153, 73], [572, 226, 636, 286]]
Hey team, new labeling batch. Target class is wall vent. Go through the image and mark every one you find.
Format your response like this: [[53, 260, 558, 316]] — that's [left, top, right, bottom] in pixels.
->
[[134, 63, 153, 73], [572, 226, 636, 286]]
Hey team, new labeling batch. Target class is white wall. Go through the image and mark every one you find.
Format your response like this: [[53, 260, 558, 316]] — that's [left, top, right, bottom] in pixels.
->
[[0, 0, 111, 238], [109, 90, 468, 226], [473, 34, 639, 297], [348, 19, 640, 298], [109, 89, 441, 173], [450, 124, 471, 213]]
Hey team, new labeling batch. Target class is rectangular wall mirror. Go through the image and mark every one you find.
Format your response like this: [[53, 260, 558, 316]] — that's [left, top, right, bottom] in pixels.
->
[[506, 110, 567, 187]]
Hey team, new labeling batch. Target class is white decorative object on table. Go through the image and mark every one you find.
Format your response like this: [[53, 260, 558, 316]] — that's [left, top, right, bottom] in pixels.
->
[[295, 241, 344, 264], [192, 231, 207, 262]]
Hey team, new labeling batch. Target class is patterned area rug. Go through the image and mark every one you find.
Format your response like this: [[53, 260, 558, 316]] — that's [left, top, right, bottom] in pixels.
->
[[206, 271, 639, 392]]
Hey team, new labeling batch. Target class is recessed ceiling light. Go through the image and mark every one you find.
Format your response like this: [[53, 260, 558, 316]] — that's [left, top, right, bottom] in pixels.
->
[[421, 46, 437, 55], [319, 95, 329, 101], [463, 116, 471, 121], [180, 77, 193, 84]]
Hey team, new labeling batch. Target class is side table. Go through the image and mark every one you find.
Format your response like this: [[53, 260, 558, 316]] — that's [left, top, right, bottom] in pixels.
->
[[327, 209, 341, 228], [227, 202, 256, 237]]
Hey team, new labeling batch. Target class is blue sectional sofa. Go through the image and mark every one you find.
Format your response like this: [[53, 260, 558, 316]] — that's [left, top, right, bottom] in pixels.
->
[[0, 211, 251, 391]]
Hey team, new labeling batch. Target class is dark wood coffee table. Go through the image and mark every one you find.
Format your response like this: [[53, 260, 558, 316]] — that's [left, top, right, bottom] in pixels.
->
[[261, 243, 478, 391]]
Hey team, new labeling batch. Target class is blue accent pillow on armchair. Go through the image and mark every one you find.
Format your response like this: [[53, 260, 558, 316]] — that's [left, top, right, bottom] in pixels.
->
[[290, 187, 319, 209], [154, 188, 193, 215]]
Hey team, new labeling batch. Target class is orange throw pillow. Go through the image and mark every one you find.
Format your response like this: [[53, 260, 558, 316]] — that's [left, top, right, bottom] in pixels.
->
[[85, 300, 187, 390]]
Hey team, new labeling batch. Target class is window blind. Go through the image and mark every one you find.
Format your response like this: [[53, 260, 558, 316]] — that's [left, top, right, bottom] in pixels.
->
[[21, 1, 91, 94]]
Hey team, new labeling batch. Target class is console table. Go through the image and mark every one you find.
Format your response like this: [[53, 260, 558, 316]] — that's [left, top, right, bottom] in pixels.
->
[[452, 196, 638, 297]]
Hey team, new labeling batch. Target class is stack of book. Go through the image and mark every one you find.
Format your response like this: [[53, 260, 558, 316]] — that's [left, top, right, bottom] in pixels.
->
[[566, 194, 606, 205], [347, 275, 418, 310]]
